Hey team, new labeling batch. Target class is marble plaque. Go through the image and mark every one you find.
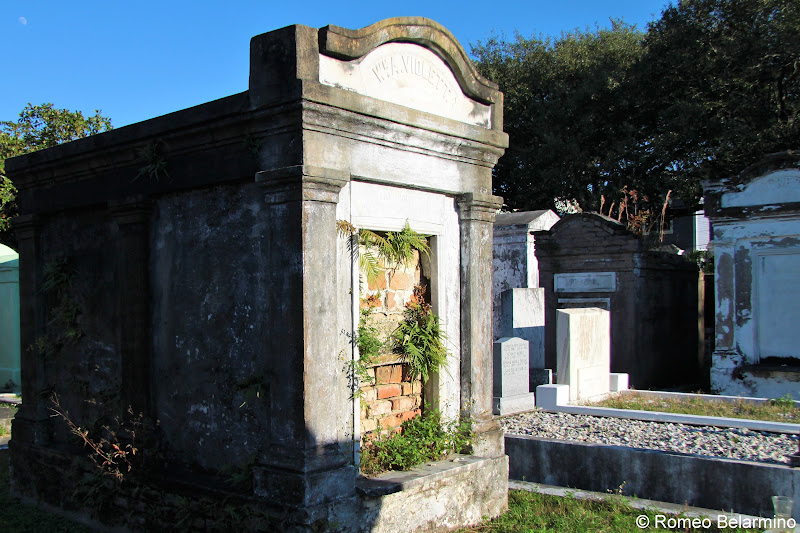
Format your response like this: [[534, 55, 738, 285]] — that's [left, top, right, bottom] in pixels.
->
[[554, 272, 616, 293]]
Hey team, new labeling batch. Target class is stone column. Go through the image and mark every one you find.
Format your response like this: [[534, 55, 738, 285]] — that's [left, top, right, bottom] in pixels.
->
[[109, 197, 152, 419], [10, 214, 46, 445], [457, 192, 504, 457], [253, 165, 356, 517]]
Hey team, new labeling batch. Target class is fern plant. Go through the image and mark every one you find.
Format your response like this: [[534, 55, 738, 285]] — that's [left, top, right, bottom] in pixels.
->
[[391, 287, 448, 383], [336, 220, 430, 284]]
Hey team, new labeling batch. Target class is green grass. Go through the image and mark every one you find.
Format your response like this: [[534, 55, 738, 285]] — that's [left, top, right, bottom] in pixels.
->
[[593, 392, 800, 423], [459, 489, 762, 532], [0, 450, 94, 532]]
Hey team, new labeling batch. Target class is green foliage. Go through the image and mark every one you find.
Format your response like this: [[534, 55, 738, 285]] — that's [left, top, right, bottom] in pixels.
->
[[360, 407, 473, 475], [684, 249, 714, 274], [133, 141, 169, 182], [472, 1, 800, 218], [471, 21, 645, 213], [346, 308, 382, 398], [391, 291, 448, 383], [337, 219, 430, 284], [357, 308, 383, 363], [631, 0, 800, 206], [31, 257, 83, 358], [0, 103, 112, 247]]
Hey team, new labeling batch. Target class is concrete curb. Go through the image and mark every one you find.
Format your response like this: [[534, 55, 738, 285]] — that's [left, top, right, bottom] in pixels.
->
[[508, 480, 764, 526], [506, 434, 800, 520]]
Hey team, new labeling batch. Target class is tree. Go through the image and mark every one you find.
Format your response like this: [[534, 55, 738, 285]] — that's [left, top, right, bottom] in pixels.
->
[[471, 1, 800, 221], [0, 103, 112, 247], [631, 0, 800, 205], [471, 21, 645, 213]]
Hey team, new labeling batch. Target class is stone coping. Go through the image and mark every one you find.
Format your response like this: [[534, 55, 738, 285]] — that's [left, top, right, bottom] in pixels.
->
[[538, 385, 800, 434], [356, 454, 490, 497], [619, 389, 800, 408]]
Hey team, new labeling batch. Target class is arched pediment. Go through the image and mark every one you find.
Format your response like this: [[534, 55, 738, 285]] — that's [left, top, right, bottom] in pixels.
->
[[317, 18, 501, 129]]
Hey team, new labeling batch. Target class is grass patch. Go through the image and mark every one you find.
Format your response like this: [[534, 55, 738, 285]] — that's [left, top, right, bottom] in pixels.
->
[[593, 392, 800, 423], [459, 489, 762, 532], [0, 450, 94, 532]]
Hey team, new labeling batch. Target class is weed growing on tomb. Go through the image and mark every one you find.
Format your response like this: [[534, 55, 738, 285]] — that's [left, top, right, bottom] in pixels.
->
[[30, 257, 84, 359], [337, 219, 430, 284], [344, 308, 382, 399], [133, 140, 169, 182], [391, 285, 448, 383], [360, 406, 472, 475], [49, 393, 140, 481]]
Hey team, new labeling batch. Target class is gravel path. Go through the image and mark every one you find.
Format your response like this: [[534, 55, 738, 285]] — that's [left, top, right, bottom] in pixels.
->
[[501, 409, 798, 465]]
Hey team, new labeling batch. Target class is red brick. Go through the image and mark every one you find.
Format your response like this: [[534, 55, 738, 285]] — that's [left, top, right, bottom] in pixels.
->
[[385, 291, 398, 310], [389, 271, 412, 290], [400, 382, 413, 395], [375, 364, 402, 384], [401, 409, 421, 422], [360, 418, 377, 433], [380, 414, 403, 429], [367, 273, 387, 291], [391, 396, 416, 412], [376, 384, 402, 399]]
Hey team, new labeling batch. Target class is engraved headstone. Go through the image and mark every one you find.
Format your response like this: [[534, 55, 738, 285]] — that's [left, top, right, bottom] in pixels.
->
[[556, 308, 611, 401], [493, 337, 536, 415]]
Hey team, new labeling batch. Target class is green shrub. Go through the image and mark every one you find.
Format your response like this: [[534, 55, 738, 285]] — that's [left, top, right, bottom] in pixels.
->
[[360, 407, 472, 475]]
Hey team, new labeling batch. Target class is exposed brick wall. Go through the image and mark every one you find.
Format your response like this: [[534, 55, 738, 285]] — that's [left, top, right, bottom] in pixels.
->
[[359, 247, 428, 436]]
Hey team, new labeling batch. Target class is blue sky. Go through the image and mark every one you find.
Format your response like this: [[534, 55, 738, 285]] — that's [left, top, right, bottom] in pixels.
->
[[2, 1, 670, 128]]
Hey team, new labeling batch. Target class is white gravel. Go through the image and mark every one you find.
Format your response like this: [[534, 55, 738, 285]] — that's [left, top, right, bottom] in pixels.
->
[[501, 409, 799, 465]]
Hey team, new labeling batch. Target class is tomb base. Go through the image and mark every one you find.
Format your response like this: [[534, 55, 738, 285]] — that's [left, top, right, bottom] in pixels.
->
[[493, 393, 536, 416]]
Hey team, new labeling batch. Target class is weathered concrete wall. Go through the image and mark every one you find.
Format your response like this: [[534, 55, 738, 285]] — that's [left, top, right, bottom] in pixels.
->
[[704, 152, 800, 398], [535, 213, 701, 389], [506, 434, 800, 520]]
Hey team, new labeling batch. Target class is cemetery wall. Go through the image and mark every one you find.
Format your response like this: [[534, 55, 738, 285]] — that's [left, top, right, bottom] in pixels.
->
[[535, 213, 701, 389]]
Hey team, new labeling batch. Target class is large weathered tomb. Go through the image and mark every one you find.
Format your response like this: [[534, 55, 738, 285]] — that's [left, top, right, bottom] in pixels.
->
[[704, 151, 800, 398], [6, 18, 509, 531]]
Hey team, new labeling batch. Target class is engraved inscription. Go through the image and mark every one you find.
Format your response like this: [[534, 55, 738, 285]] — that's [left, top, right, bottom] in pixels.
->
[[369, 55, 457, 105]]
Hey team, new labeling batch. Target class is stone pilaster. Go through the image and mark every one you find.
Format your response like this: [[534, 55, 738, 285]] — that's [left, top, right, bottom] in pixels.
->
[[457, 192, 504, 457], [10, 214, 46, 445], [109, 197, 152, 419], [254, 165, 355, 515]]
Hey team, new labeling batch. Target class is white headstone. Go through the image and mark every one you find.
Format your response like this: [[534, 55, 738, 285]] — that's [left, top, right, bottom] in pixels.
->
[[493, 337, 536, 415], [556, 308, 611, 401]]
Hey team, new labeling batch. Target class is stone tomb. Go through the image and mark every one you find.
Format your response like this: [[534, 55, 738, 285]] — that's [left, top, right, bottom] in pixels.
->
[[493, 337, 536, 415], [704, 151, 800, 398], [556, 308, 611, 401], [6, 18, 509, 532]]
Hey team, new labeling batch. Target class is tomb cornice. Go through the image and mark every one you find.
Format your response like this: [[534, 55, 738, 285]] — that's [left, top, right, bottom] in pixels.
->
[[299, 89, 508, 154], [256, 164, 349, 204]]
